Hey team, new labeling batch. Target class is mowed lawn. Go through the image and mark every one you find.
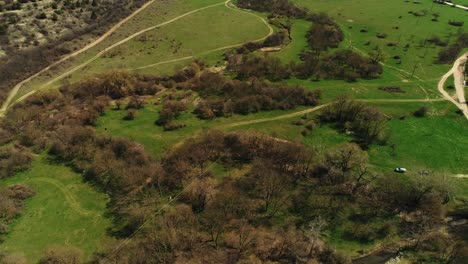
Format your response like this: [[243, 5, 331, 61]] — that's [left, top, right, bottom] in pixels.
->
[[0, 156, 111, 263]]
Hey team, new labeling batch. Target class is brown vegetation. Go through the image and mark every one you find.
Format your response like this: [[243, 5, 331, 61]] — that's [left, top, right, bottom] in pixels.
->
[[0, 184, 35, 240], [319, 97, 388, 148]]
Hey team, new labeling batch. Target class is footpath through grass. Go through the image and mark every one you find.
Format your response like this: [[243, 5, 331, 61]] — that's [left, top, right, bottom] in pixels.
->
[[0, 155, 111, 263]]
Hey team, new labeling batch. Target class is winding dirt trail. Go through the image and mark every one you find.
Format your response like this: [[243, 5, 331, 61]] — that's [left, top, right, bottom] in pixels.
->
[[438, 53, 468, 119], [0, 0, 235, 115], [134, 1, 274, 70], [0, 0, 162, 116], [223, 98, 446, 128], [222, 104, 331, 128]]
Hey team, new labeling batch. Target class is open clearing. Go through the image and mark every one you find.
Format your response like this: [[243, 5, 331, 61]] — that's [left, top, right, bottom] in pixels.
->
[[0, 156, 111, 263]]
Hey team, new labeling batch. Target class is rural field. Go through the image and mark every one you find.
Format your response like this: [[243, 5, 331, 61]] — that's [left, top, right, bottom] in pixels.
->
[[0, 0, 467, 263]]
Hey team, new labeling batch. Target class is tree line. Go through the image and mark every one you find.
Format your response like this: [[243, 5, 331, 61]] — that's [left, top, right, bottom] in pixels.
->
[[192, 72, 321, 120]]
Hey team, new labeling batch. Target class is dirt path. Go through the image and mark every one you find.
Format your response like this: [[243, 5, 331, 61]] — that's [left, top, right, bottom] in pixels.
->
[[222, 98, 446, 128], [0, 0, 230, 116], [0, 0, 161, 116], [223, 104, 331, 128], [437, 53, 468, 119], [453, 54, 467, 105], [134, 1, 274, 70]]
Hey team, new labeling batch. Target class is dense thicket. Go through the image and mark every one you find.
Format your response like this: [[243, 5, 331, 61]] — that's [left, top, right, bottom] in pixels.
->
[[0, 184, 35, 241], [319, 97, 388, 148], [306, 17, 344, 52], [0, 146, 32, 179], [192, 72, 320, 119], [96, 131, 455, 263], [227, 49, 382, 83]]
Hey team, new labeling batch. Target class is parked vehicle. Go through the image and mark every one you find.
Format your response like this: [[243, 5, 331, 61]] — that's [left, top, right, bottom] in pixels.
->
[[394, 168, 407, 173]]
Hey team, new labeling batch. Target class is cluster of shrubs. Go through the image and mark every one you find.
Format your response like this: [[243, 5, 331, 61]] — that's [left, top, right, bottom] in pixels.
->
[[426, 36, 448, 47], [228, 49, 382, 83], [192, 72, 321, 119], [437, 33, 468, 64], [235, 30, 290, 54], [379, 86, 405, 93], [319, 97, 388, 148], [0, 147, 33, 180], [226, 53, 291, 81], [0, 184, 35, 239], [306, 14, 344, 52], [156, 100, 188, 130]]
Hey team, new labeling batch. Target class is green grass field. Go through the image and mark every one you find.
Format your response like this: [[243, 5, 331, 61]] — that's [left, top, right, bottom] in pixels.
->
[[0, 156, 111, 263]]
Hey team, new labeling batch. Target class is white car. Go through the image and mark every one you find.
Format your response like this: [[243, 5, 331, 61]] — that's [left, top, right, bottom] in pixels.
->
[[394, 168, 407, 173]]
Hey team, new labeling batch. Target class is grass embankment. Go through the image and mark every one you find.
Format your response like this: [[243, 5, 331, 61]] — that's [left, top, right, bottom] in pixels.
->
[[0, 155, 111, 263]]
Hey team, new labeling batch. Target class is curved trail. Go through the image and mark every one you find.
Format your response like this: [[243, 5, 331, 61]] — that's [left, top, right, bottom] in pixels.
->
[[0, 0, 161, 116], [25, 177, 91, 215], [133, 0, 274, 70], [437, 53, 468, 120], [223, 98, 446, 128], [1, 0, 236, 115]]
